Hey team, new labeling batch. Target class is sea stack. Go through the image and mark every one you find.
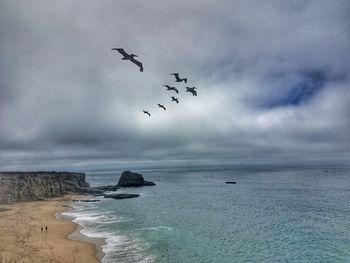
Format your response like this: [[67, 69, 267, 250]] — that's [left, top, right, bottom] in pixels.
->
[[117, 171, 156, 187]]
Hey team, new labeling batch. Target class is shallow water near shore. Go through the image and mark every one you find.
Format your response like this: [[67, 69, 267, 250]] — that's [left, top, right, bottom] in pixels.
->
[[64, 166, 350, 263]]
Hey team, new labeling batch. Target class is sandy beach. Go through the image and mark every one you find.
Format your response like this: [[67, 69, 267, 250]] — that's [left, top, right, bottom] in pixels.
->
[[0, 196, 102, 263]]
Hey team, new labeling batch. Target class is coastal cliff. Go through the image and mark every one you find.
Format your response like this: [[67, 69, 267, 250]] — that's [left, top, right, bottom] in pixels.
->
[[0, 171, 90, 203], [0, 170, 156, 204]]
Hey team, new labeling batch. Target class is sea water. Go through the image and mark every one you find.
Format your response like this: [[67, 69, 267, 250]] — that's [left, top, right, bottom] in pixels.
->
[[63, 166, 350, 263]]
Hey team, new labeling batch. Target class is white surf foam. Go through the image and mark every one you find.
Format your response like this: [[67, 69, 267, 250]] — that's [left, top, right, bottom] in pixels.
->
[[64, 202, 155, 263]]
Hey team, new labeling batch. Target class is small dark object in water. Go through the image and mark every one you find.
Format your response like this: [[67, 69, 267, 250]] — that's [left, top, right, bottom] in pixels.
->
[[104, 193, 140, 199], [225, 181, 237, 184], [90, 185, 119, 191]]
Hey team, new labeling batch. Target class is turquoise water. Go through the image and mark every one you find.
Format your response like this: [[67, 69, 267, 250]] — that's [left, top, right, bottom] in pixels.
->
[[65, 167, 350, 262]]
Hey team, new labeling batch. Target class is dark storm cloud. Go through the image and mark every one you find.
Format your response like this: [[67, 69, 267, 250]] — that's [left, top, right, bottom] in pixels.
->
[[0, 0, 349, 171]]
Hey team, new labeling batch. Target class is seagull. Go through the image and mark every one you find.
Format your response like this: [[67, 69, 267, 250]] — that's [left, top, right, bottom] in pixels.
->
[[171, 96, 179, 104], [171, 73, 187, 83], [157, 104, 166, 111], [162, 85, 179, 94], [185, 87, 197, 96], [111, 48, 143, 72], [143, 110, 151, 116]]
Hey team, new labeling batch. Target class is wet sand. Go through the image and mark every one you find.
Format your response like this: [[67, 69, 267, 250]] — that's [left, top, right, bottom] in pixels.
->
[[0, 196, 102, 263]]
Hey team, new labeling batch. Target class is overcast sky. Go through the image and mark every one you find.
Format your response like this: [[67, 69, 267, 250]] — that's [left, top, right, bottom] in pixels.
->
[[0, 0, 349, 171]]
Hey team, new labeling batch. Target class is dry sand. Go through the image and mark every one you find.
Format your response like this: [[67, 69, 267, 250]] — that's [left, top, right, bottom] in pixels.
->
[[0, 196, 103, 263]]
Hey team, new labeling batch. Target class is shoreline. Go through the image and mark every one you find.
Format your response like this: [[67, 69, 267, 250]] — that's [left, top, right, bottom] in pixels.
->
[[0, 195, 103, 263], [57, 204, 106, 261]]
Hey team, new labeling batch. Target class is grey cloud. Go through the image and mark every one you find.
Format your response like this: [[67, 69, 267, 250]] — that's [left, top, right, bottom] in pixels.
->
[[0, 0, 349, 171]]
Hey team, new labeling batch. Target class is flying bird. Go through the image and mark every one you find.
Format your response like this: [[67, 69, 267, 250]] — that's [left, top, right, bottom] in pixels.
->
[[185, 87, 197, 96], [157, 104, 166, 111], [143, 110, 151, 116], [171, 96, 179, 104], [171, 73, 187, 83], [111, 48, 143, 72], [162, 85, 179, 94]]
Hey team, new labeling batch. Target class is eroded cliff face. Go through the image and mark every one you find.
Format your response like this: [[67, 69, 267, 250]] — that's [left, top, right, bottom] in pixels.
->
[[0, 172, 90, 203]]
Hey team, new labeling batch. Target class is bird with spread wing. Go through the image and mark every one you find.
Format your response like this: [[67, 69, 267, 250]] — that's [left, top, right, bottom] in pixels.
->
[[112, 48, 143, 72]]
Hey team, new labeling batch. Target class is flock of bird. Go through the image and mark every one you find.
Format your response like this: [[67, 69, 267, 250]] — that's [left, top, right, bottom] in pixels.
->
[[112, 48, 198, 117]]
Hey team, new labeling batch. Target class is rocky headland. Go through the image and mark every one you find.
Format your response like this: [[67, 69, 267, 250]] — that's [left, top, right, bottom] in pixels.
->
[[0, 170, 155, 203]]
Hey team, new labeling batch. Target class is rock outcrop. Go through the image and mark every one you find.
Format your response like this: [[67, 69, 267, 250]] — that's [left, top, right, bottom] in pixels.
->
[[90, 185, 119, 192], [0, 171, 90, 203], [104, 193, 140, 199], [0, 170, 155, 204], [117, 171, 155, 187]]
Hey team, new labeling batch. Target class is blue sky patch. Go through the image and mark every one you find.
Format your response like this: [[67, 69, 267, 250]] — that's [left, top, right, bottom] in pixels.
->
[[261, 71, 327, 108]]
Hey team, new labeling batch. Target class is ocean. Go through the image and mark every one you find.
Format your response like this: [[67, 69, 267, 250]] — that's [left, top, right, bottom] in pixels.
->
[[63, 166, 350, 263]]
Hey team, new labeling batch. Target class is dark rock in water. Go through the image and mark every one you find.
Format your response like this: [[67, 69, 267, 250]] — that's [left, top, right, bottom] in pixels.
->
[[142, 181, 156, 186], [80, 188, 105, 196], [0, 208, 11, 213], [90, 185, 119, 191], [117, 171, 155, 187], [225, 181, 237, 184], [104, 193, 140, 199]]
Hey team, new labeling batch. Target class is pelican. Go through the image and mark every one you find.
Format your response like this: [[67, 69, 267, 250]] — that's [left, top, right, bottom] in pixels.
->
[[142, 110, 151, 116], [111, 48, 143, 72], [162, 85, 179, 94], [185, 87, 197, 96], [170, 73, 187, 83], [157, 104, 166, 111], [171, 96, 179, 104]]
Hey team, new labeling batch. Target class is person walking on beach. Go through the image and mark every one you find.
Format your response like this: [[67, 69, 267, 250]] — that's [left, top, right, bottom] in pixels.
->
[[40, 226, 44, 247], [44, 225, 48, 242]]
